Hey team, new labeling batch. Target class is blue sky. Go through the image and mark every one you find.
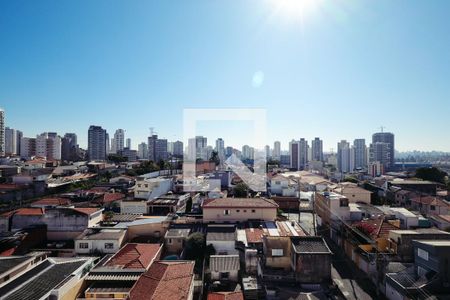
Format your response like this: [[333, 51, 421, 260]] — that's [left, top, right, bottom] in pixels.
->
[[1, 0, 449, 152]]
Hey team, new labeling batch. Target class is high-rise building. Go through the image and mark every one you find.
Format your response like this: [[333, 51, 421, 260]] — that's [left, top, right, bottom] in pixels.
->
[[88, 125, 107, 161], [337, 140, 351, 173], [298, 138, 308, 169], [289, 140, 299, 170], [173, 141, 183, 157], [114, 129, 125, 153], [16, 130, 22, 156], [265, 145, 271, 159], [353, 139, 367, 170], [20, 137, 36, 159], [0, 108, 4, 157], [138, 142, 148, 159], [225, 146, 233, 158], [62, 133, 78, 161], [126, 138, 131, 149], [273, 141, 281, 161], [369, 142, 391, 171], [215, 138, 225, 161], [371, 132, 395, 170], [35, 132, 61, 160], [311, 137, 323, 162], [148, 134, 168, 162], [5, 127, 17, 155]]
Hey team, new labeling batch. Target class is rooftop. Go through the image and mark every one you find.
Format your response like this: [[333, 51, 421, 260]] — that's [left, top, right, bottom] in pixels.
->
[[413, 240, 450, 247], [0, 257, 92, 300], [165, 227, 191, 238], [104, 243, 161, 269], [31, 198, 71, 206], [207, 291, 244, 300], [207, 225, 236, 241], [129, 261, 194, 300], [291, 237, 332, 254], [76, 229, 126, 241], [203, 197, 278, 209], [209, 255, 240, 272]]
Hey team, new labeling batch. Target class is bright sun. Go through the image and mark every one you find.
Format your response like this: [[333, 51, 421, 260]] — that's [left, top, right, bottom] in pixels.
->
[[268, 0, 321, 23]]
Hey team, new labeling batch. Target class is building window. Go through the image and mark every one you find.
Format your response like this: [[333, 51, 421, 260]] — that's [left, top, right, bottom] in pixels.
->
[[236, 210, 240, 213], [220, 272, 229, 279], [417, 265, 428, 277], [243, 210, 247, 213], [275, 181, 281, 185], [104, 243, 114, 249], [251, 209, 256, 213], [79, 243, 89, 249], [224, 210, 230, 215], [272, 249, 283, 256], [417, 248, 429, 261], [339, 199, 348, 207], [430, 205, 436, 210], [167, 238, 172, 244]]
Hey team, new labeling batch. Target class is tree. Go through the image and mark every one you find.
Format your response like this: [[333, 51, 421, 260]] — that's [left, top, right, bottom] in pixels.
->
[[184, 232, 207, 271], [233, 182, 249, 197], [103, 211, 114, 222], [343, 176, 358, 183], [415, 167, 447, 184]]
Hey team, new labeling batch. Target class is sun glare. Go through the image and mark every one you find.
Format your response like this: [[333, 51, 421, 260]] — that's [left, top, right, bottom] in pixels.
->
[[268, 0, 321, 23]]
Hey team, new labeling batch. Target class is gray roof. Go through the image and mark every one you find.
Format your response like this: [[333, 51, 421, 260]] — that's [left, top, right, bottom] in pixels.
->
[[209, 255, 240, 272], [291, 237, 332, 254], [207, 225, 236, 241], [1, 258, 90, 300], [0, 257, 31, 275]]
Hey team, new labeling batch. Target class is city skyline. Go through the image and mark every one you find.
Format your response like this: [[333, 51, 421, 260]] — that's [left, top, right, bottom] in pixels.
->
[[1, 1, 450, 151]]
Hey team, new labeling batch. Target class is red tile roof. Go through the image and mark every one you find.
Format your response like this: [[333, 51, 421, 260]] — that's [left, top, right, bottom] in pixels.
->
[[130, 261, 194, 300], [437, 215, 450, 223], [356, 218, 400, 240], [203, 197, 278, 209], [100, 192, 125, 204], [32, 198, 71, 206], [71, 207, 102, 215], [208, 292, 244, 300], [15, 208, 45, 216], [105, 243, 161, 269], [411, 196, 450, 207]]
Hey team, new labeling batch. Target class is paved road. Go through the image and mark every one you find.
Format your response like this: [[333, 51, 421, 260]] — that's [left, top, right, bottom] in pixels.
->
[[325, 237, 386, 300]]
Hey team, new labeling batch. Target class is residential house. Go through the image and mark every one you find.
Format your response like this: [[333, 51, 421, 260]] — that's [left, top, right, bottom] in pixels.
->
[[82, 243, 162, 299], [75, 228, 127, 255], [133, 177, 172, 200], [331, 182, 372, 204], [0, 252, 48, 285], [129, 261, 195, 300], [207, 291, 244, 300], [202, 198, 278, 223], [209, 255, 240, 282], [148, 193, 190, 215], [410, 196, 450, 216], [387, 229, 450, 262], [429, 214, 450, 231], [291, 236, 332, 283], [385, 240, 450, 299], [164, 227, 191, 255], [0, 257, 95, 300], [206, 225, 237, 255]]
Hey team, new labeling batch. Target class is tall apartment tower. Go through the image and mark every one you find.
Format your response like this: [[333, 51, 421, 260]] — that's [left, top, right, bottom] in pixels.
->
[[371, 132, 395, 170], [289, 140, 299, 170], [298, 138, 308, 170], [5, 127, 17, 155], [353, 139, 367, 170], [337, 140, 351, 173], [138, 142, 148, 159], [61, 133, 78, 161], [311, 137, 323, 162], [35, 132, 61, 160], [88, 125, 107, 161], [0, 108, 5, 157], [126, 138, 131, 149], [173, 141, 183, 157], [114, 129, 125, 153], [273, 141, 281, 161], [148, 134, 168, 162], [215, 138, 225, 161]]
